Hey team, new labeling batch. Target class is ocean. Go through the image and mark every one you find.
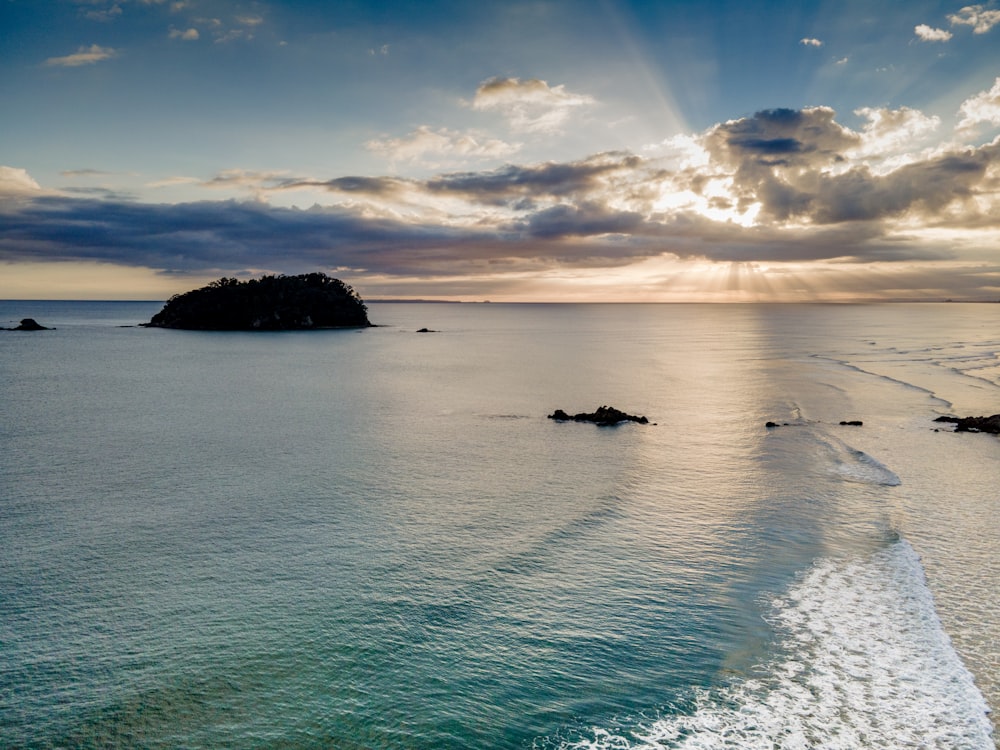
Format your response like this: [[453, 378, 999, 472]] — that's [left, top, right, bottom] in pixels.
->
[[1, 300, 997, 749]]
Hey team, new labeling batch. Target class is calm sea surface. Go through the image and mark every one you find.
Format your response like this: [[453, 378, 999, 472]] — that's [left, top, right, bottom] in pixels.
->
[[1, 301, 998, 749]]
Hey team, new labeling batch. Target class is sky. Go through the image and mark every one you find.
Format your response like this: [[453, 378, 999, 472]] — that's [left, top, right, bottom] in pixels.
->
[[2, 0, 1000, 301]]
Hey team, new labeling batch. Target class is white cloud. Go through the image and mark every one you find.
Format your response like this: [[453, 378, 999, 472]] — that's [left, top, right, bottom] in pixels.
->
[[146, 176, 202, 188], [914, 24, 953, 41], [168, 27, 199, 41], [82, 4, 122, 22], [215, 29, 252, 43], [236, 15, 264, 27], [948, 4, 1000, 33], [800, 38, 823, 47], [470, 77, 596, 134], [957, 77, 1000, 130], [0, 166, 42, 195], [854, 107, 941, 159], [366, 126, 521, 165], [44, 44, 118, 67]]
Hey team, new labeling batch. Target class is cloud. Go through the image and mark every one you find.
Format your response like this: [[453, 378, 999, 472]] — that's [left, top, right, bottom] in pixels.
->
[[292, 176, 409, 197], [82, 4, 122, 22], [179, 14, 262, 44], [61, 168, 114, 177], [948, 4, 1000, 33], [147, 175, 202, 188], [366, 126, 520, 166], [799, 38, 823, 47], [703, 107, 860, 192], [44, 44, 118, 67], [168, 27, 199, 40], [804, 147, 996, 224], [914, 24, 953, 41], [522, 202, 645, 239], [957, 77, 1000, 130], [0, 166, 43, 196], [424, 152, 642, 206], [4, 104, 1000, 294], [470, 77, 596, 133], [698, 108, 1000, 227], [853, 106, 940, 159]]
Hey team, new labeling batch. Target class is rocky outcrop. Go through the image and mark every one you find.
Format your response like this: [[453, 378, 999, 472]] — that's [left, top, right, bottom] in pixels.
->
[[5, 318, 50, 331], [934, 414, 1000, 434], [142, 273, 370, 330], [548, 405, 649, 426]]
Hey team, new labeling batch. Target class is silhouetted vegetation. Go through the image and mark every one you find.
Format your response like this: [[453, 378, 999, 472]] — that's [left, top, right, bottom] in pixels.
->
[[143, 273, 371, 330]]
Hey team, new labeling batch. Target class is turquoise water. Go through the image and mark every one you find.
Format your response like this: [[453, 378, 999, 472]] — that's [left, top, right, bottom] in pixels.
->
[[1, 302, 997, 748]]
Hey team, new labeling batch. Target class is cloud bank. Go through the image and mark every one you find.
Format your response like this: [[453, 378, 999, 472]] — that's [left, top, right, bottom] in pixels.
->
[[4, 81, 1000, 300]]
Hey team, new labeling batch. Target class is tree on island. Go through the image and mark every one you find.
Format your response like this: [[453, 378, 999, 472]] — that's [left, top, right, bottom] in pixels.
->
[[143, 273, 371, 330]]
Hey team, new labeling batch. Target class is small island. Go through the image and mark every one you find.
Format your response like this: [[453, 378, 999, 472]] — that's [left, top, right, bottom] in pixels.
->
[[549, 405, 650, 426], [3, 318, 51, 331], [142, 273, 371, 330]]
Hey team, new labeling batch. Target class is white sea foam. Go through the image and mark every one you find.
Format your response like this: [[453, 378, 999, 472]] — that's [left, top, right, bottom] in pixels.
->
[[567, 541, 993, 749], [832, 446, 901, 487], [817, 435, 902, 487]]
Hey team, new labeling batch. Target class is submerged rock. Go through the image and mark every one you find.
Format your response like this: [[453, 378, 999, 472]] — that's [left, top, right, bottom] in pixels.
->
[[934, 414, 1000, 434], [548, 405, 649, 426], [143, 273, 370, 330]]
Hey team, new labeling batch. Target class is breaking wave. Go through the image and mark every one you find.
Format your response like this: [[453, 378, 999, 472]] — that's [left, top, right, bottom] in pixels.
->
[[560, 540, 993, 749]]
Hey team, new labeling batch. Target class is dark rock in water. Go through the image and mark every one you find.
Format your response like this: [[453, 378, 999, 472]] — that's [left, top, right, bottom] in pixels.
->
[[839, 420, 863, 426], [765, 421, 779, 428], [548, 405, 649, 426], [938, 414, 1000, 434], [416, 328, 437, 333], [142, 273, 370, 330], [9, 318, 50, 331]]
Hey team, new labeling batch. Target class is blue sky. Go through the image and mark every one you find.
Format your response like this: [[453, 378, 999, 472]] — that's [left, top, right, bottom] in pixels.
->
[[2, 0, 1000, 300]]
